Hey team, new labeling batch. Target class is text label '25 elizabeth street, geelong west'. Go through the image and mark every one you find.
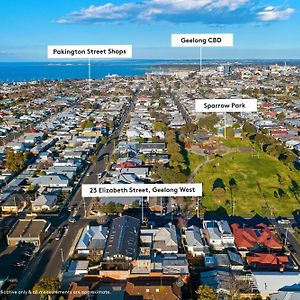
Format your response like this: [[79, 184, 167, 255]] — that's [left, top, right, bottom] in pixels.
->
[[82, 184, 202, 197]]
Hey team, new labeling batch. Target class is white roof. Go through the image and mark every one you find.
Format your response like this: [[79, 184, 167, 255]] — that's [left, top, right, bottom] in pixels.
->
[[270, 291, 300, 300], [32, 194, 57, 208], [154, 224, 177, 246], [76, 225, 108, 250], [252, 272, 300, 293], [185, 225, 205, 247], [207, 226, 222, 240], [68, 260, 89, 272]]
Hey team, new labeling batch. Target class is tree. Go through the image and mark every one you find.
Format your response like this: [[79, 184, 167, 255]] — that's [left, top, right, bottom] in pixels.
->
[[90, 155, 98, 164], [24, 151, 33, 161], [99, 202, 124, 214], [152, 83, 163, 99], [159, 98, 166, 107], [181, 123, 197, 135], [195, 285, 218, 300], [26, 184, 36, 194], [277, 112, 286, 122], [153, 121, 168, 132], [140, 154, 146, 162], [101, 136, 108, 144], [165, 130, 176, 142], [5, 148, 25, 172], [81, 118, 94, 129], [254, 134, 271, 150], [151, 136, 159, 142], [33, 278, 60, 300], [167, 142, 181, 155], [212, 178, 226, 191], [198, 114, 219, 131], [242, 122, 256, 136], [152, 166, 187, 183]]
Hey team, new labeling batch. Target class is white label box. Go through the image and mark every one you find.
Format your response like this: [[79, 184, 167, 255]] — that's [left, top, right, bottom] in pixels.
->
[[48, 45, 132, 59], [171, 34, 233, 47], [195, 99, 257, 112], [82, 183, 202, 197]]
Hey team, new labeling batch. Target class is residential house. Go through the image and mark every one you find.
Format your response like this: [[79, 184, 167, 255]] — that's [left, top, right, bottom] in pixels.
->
[[200, 270, 233, 295], [251, 272, 300, 299], [0, 193, 27, 214], [6, 142, 26, 152], [203, 221, 223, 250], [32, 174, 70, 188], [67, 260, 89, 276], [148, 197, 166, 215], [246, 253, 289, 271], [184, 225, 209, 257], [7, 219, 48, 246], [217, 220, 235, 247], [141, 224, 178, 254], [125, 277, 181, 300], [231, 223, 282, 252], [75, 225, 108, 258], [31, 193, 59, 212], [137, 143, 166, 154], [110, 167, 150, 180], [103, 216, 140, 263]]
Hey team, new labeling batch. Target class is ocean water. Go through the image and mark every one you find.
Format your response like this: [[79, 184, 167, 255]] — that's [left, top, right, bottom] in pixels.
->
[[0, 59, 299, 82], [0, 60, 166, 82]]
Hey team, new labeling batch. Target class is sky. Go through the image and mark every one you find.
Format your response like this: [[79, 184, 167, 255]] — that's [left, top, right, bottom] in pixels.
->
[[0, 0, 299, 61]]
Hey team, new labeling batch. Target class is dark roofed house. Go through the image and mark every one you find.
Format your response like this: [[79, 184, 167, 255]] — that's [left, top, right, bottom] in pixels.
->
[[125, 277, 181, 300], [7, 219, 48, 246], [0, 193, 27, 214], [137, 143, 166, 154], [103, 216, 140, 264]]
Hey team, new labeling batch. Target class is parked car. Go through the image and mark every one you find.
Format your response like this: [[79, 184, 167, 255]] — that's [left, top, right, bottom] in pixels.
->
[[68, 217, 76, 223]]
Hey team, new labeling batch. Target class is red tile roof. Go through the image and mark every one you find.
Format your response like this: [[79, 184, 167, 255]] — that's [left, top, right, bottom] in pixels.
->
[[231, 223, 282, 250], [24, 129, 41, 133], [246, 253, 288, 269], [116, 161, 139, 168]]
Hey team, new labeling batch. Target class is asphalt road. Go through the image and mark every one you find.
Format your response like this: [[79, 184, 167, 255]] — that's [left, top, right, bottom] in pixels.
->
[[270, 218, 300, 266], [10, 90, 139, 300]]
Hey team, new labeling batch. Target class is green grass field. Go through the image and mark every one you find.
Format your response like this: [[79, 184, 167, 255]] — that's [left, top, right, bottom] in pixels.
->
[[187, 152, 206, 173], [194, 151, 300, 217], [220, 137, 253, 148]]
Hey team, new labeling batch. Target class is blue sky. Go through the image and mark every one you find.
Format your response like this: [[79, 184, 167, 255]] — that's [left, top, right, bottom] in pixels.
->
[[0, 0, 299, 61]]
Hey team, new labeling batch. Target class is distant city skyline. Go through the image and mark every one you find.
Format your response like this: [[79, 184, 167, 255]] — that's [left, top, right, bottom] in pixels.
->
[[0, 0, 299, 61]]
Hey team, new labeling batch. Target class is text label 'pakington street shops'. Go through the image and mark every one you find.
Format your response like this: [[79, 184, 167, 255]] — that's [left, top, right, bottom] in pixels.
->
[[82, 184, 202, 197], [48, 45, 132, 59], [195, 99, 257, 113]]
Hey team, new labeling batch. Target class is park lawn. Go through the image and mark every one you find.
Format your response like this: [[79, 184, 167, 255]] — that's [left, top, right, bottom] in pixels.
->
[[187, 152, 205, 173], [194, 151, 300, 217], [221, 137, 253, 148]]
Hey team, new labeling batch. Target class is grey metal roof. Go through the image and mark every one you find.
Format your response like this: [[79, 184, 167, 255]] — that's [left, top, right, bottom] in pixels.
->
[[103, 216, 140, 260]]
